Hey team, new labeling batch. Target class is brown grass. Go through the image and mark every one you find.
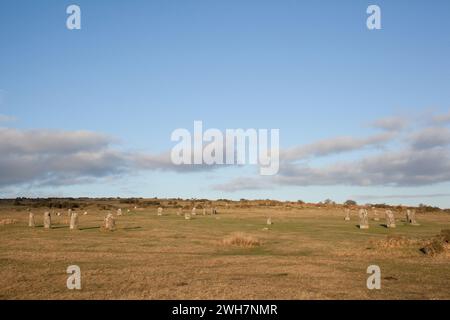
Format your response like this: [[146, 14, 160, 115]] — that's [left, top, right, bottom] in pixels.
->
[[0, 218, 18, 225], [374, 235, 416, 249], [0, 200, 449, 300], [420, 229, 450, 256], [222, 232, 261, 248]]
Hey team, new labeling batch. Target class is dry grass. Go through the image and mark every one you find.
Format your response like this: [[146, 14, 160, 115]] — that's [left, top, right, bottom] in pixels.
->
[[420, 229, 450, 256], [0, 200, 449, 300], [373, 235, 417, 249], [0, 218, 18, 225], [222, 232, 261, 248]]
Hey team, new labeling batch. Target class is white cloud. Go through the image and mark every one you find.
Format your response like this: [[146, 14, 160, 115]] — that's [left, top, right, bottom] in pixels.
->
[[432, 111, 450, 125], [370, 116, 409, 131], [0, 114, 16, 123], [282, 132, 394, 161]]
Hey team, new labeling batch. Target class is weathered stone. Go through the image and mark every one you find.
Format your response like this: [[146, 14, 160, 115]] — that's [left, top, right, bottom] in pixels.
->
[[344, 208, 351, 221], [157, 207, 163, 216], [192, 207, 197, 216], [385, 210, 396, 228], [203, 208, 206, 215], [117, 208, 122, 216], [70, 211, 79, 230], [28, 212, 35, 227], [83, 211, 88, 215], [358, 209, 369, 229], [185, 212, 191, 220], [406, 209, 419, 225], [177, 208, 182, 216], [104, 213, 115, 231], [267, 217, 272, 225], [373, 208, 380, 221], [43, 211, 51, 229]]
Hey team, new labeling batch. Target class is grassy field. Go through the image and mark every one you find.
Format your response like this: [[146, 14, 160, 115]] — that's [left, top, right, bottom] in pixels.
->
[[0, 201, 449, 300]]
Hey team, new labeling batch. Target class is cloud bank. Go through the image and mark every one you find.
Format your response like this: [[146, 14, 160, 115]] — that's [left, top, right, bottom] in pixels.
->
[[1, 110, 450, 194]]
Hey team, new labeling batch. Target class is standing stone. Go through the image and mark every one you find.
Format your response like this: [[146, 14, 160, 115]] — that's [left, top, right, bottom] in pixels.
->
[[157, 207, 163, 216], [212, 207, 218, 215], [28, 212, 35, 227], [203, 208, 206, 216], [267, 217, 272, 225], [177, 208, 182, 216], [385, 210, 396, 228], [192, 207, 196, 216], [185, 212, 191, 220], [406, 209, 419, 225], [117, 208, 122, 216], [344, 208, 351, 221], [358, 209, 369, 229], [373, 208, 380, 221], [68, 209, 72, 216], [70, 211, 79, 230], [104, 213, 116, 231], [43, 211, 51, 229]]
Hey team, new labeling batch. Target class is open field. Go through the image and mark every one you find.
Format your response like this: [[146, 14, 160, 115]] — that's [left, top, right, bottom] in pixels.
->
[[0, 199, 449, 300]]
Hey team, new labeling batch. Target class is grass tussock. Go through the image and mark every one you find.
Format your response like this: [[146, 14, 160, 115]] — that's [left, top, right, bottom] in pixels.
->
[[0, 219, 18, 226], [222, 232, 261, 248], [374, 235, 415, 249], [421, 229, 450, 256]]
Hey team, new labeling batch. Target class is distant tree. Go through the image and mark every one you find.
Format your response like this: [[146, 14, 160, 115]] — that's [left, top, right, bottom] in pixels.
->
[[324, 199, 335, 205], [344, 200, 357, 206], [297, 200, 305, 204]]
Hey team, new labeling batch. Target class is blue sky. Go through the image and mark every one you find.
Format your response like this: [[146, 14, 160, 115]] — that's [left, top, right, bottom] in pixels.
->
[[1, 0, 450, 207]]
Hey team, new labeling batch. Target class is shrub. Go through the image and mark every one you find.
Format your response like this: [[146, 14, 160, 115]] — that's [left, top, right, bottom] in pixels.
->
[[344, 200, 357, 206]]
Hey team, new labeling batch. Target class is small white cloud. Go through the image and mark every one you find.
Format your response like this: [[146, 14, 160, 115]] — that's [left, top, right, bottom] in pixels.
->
[[0, 114, 16, 123], [432, 111, 450, 125], [370, 116, 409, 131]]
